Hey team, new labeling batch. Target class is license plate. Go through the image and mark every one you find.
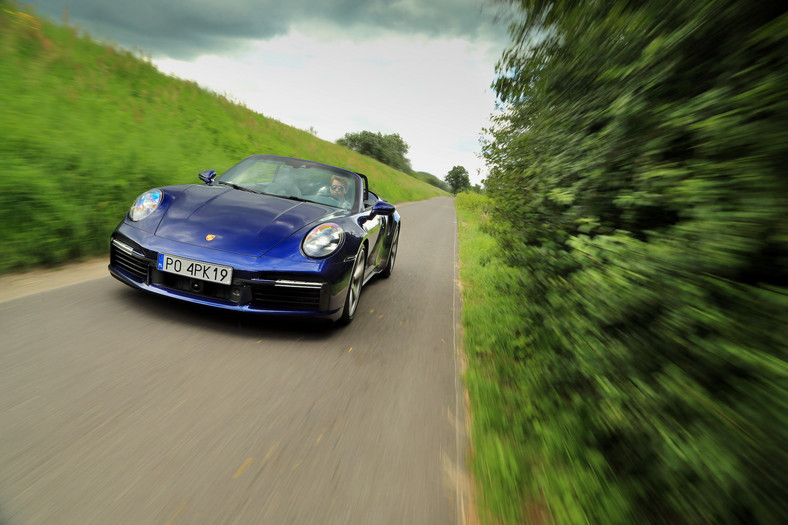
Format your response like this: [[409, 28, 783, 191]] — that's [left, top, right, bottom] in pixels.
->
[[157, 253, 233, 285]]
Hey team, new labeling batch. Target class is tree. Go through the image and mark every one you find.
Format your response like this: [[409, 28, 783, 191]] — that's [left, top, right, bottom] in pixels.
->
[[444, 165, 471, 194], [336, 131, 411, 172]]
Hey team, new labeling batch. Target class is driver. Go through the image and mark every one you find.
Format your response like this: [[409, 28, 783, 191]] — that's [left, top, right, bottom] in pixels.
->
[[329, 174, 352, 208]]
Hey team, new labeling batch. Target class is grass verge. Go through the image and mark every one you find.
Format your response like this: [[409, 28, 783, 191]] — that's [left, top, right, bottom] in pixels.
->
[[455, 192, 533, 523]]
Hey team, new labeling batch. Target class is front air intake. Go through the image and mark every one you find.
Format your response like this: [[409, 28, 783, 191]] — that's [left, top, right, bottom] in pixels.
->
[[110, 238, 149, 281]]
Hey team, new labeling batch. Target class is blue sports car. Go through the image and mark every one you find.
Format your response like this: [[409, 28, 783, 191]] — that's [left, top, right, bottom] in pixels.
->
[[109, 155, 400, 325]]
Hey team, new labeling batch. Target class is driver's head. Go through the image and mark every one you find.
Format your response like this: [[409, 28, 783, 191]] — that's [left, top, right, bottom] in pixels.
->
[[330, 175, 350, 201]]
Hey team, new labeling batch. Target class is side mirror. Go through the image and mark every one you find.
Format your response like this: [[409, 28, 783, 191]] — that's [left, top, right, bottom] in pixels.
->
[[371, 200, 396, 217], [199, 170, 217, 184], [358, 200, 395, 225]]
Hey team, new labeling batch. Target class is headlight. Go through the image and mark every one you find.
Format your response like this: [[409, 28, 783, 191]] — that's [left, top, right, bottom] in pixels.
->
[[302, 223, 344, 258], [129, 189, 163, 221]]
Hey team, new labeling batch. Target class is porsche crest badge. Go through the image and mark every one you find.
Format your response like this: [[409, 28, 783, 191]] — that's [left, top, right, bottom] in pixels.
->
[[205, 234, 216, 241]]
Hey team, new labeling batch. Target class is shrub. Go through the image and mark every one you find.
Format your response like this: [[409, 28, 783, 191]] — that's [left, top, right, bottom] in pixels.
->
[[477, 1, 788, 522]]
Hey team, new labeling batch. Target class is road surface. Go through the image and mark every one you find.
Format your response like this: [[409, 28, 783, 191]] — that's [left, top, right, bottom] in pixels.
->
[[0, 197, 469, 524]]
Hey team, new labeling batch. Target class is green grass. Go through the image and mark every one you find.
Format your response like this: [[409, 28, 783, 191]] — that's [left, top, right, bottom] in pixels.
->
[[0, 2, 447, 273], [454, 192, 531, 523]]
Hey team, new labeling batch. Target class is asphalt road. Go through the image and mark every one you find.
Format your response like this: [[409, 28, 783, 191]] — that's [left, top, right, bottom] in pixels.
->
[[0, 196, 468, 524]]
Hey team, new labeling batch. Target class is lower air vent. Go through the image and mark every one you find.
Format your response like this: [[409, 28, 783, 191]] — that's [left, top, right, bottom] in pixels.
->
[[252, 282, 322, 310], [111, 240, 149, 281]]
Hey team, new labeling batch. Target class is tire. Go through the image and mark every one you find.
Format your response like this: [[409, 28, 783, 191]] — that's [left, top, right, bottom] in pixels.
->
[[380, 226, 399, 278], [338, 245, 366, 325]]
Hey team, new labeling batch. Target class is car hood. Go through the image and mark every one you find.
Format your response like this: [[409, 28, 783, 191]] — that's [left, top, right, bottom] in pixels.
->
[[154, 185, 332, 256]]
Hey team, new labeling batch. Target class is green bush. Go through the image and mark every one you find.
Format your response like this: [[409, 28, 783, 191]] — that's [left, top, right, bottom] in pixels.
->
[[474, 1, 788, 523]]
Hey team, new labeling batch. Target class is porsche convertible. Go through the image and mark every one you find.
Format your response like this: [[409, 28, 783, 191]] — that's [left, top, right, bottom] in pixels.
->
[[109, 155, 400, 325]]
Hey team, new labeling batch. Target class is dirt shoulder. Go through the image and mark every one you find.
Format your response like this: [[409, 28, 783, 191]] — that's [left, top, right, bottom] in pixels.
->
[[0, 258, 109, 303]]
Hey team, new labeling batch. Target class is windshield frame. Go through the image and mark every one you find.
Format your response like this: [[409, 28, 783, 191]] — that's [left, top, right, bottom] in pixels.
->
[[215, 155, 362, 211]]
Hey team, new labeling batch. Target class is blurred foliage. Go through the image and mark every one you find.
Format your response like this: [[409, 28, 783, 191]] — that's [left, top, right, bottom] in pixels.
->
[[337, 130, 412, 173], [468, 0, 788, 523], [0, 1, 447, 273]]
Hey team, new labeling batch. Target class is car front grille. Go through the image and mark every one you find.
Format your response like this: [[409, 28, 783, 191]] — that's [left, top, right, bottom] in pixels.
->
[[149, 271, 324, 311], [110, 239, 149, 281]]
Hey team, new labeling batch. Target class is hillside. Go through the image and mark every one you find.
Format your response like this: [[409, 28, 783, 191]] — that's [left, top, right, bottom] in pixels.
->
[[0, 2, 448, 273], [412, 171, 451, 192]]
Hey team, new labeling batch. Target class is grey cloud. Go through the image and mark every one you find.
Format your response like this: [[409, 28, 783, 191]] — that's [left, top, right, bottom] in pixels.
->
[[29, 0, 507, 59]]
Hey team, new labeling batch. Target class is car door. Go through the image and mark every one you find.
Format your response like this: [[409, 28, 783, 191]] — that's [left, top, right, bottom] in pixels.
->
[[361, 191, 387, 269]]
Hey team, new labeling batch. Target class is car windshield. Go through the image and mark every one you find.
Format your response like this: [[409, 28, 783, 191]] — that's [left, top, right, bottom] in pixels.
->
[[216, 156, 359, 210]]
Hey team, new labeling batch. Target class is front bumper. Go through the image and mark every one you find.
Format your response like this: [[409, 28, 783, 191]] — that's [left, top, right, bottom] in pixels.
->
[[108, 225, 351, 320]]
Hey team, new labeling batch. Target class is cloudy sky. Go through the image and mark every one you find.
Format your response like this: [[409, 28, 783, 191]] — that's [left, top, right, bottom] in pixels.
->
[[31, 0, 512, 184]]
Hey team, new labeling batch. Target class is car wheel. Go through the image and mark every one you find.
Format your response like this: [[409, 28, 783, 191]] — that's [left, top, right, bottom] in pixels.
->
[[338, 245, 366, 325], [381, 226, 399, 278]]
